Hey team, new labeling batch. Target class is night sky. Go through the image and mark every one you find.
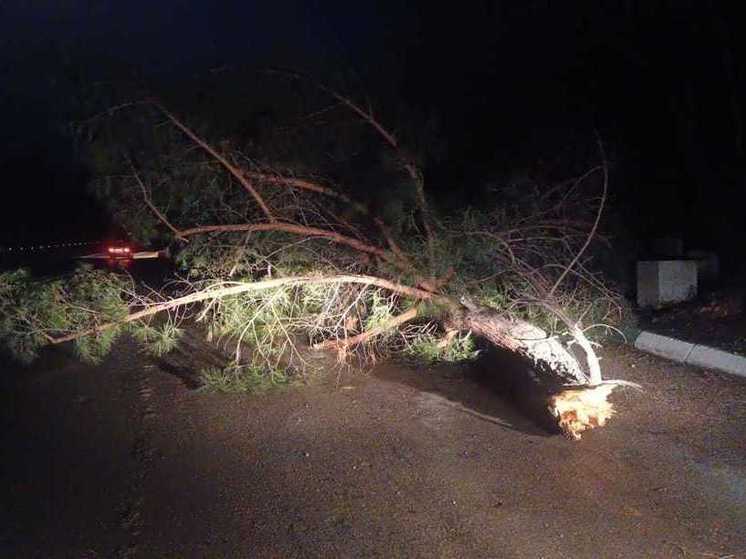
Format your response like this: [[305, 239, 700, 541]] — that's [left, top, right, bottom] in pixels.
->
[[2, 2, 745, 265]]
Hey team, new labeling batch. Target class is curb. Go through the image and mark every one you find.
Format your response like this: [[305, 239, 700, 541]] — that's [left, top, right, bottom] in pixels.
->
[[628, 330, 746, 379]]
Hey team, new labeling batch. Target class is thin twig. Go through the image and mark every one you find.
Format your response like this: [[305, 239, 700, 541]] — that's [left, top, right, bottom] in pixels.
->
[[77, 101, 149, 125], [548, 143, 608, 298], [127, 159, 187, 241]]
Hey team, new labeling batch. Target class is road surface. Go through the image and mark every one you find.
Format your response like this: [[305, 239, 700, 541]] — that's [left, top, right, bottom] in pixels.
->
[[2, 341, 745, 558]]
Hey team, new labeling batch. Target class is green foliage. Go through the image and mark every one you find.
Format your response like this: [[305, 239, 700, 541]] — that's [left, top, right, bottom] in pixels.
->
[[72, 327, 120, 364], [0, 266, 132, 363], [404, 331, 480, 364], [0, 265, 183, 365], [406, 203, 634, 339], [0, 269, 66, 363], [363, 292, 395, 331], [198, 279, 409, 372], [199, 363, 290, 393], [130, 321, 183, 357], [0, 79, 635, 378]]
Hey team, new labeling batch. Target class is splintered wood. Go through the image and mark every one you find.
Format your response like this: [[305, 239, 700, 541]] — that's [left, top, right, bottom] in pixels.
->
[[547, 383, 617, 440]]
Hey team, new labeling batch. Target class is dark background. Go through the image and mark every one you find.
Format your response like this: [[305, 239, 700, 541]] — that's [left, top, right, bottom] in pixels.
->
[[1, 2, 744, 268]]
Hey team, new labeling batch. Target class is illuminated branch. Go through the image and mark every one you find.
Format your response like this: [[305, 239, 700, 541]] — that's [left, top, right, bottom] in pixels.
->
[[150, 100, 416, 273], [47, 274, 448, 345], [153, 90, 427, 278], [313, 306, 420, 351]]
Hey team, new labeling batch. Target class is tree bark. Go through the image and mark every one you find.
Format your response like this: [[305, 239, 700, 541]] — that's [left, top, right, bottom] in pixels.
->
[[445, 307, 623, 440], [446, 308, 588, 385]]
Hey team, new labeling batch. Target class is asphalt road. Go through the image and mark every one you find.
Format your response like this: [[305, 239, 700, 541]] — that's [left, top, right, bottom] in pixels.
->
[[1, 341, 745, 558]]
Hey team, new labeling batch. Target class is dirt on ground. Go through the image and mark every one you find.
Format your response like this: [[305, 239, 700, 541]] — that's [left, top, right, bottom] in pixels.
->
[[2, 339, 746, 558], [640, 286, 746, 355]]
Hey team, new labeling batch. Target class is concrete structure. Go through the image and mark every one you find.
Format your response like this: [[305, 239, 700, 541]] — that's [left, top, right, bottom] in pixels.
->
[[686, 345, 746, 377], [633, 331, 746, 379], [637, 260, 698, 308], [634, 331, 695, 362]]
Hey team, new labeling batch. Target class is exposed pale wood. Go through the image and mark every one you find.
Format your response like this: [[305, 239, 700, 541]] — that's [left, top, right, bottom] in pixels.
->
[[447, 309, 589, 385], [313, 306, 419, 351], [548, 383, 616, 440], [47, 275, 445, 345]]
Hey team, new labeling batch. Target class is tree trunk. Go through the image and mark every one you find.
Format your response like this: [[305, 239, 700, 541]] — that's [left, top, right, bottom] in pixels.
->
[[447, 308, 618, 440], [447, 308, 587, 385]]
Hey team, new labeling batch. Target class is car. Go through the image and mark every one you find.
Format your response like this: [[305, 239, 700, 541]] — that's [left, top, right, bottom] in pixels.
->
[[78, 240, 166, 269], [105, 241, 134, 267], [106, 242, 132, 258]]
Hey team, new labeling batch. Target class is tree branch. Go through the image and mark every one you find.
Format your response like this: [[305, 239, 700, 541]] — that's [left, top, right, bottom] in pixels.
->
[[180, 221, 388, 260], [529, 299, 602, 385], [47, 274, 450, 345], [548, 145, 608, 298], [266, 69, 435, 266], [244, 171, 415, 271], [244, 171, 358, 206], [313, 306, 420, 351], [128, 159, 187, 241], [151, 101, 277, 222]]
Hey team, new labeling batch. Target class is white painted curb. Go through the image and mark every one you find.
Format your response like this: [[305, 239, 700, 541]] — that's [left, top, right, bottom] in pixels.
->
[[633, 330, 746, 379]]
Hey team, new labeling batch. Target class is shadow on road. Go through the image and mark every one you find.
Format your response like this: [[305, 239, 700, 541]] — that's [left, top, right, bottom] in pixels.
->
[[373, 346, 560, 438]]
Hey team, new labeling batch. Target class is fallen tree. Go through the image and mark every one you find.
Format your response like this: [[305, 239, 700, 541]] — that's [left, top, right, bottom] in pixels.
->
[[1, 81, 638, 439]]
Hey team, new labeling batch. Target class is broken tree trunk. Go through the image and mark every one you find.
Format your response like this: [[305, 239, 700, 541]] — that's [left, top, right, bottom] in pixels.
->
[[448, 309, 588, 385], [446, 307, 624, 440]]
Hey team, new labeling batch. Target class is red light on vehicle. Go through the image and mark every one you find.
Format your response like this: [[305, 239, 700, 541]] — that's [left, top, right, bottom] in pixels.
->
[[107, 246, 131, 255]]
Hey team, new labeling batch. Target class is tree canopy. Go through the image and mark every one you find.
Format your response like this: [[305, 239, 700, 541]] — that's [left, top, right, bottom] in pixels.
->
[[0, 75, 636, 439]]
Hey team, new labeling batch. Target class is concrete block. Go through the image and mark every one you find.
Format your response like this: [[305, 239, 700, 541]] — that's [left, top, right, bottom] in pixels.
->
[[637, 260, 698, 308], [686, 345, 746, 378], [686, 250, 720, 284], [634, 331, 695, 362]]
